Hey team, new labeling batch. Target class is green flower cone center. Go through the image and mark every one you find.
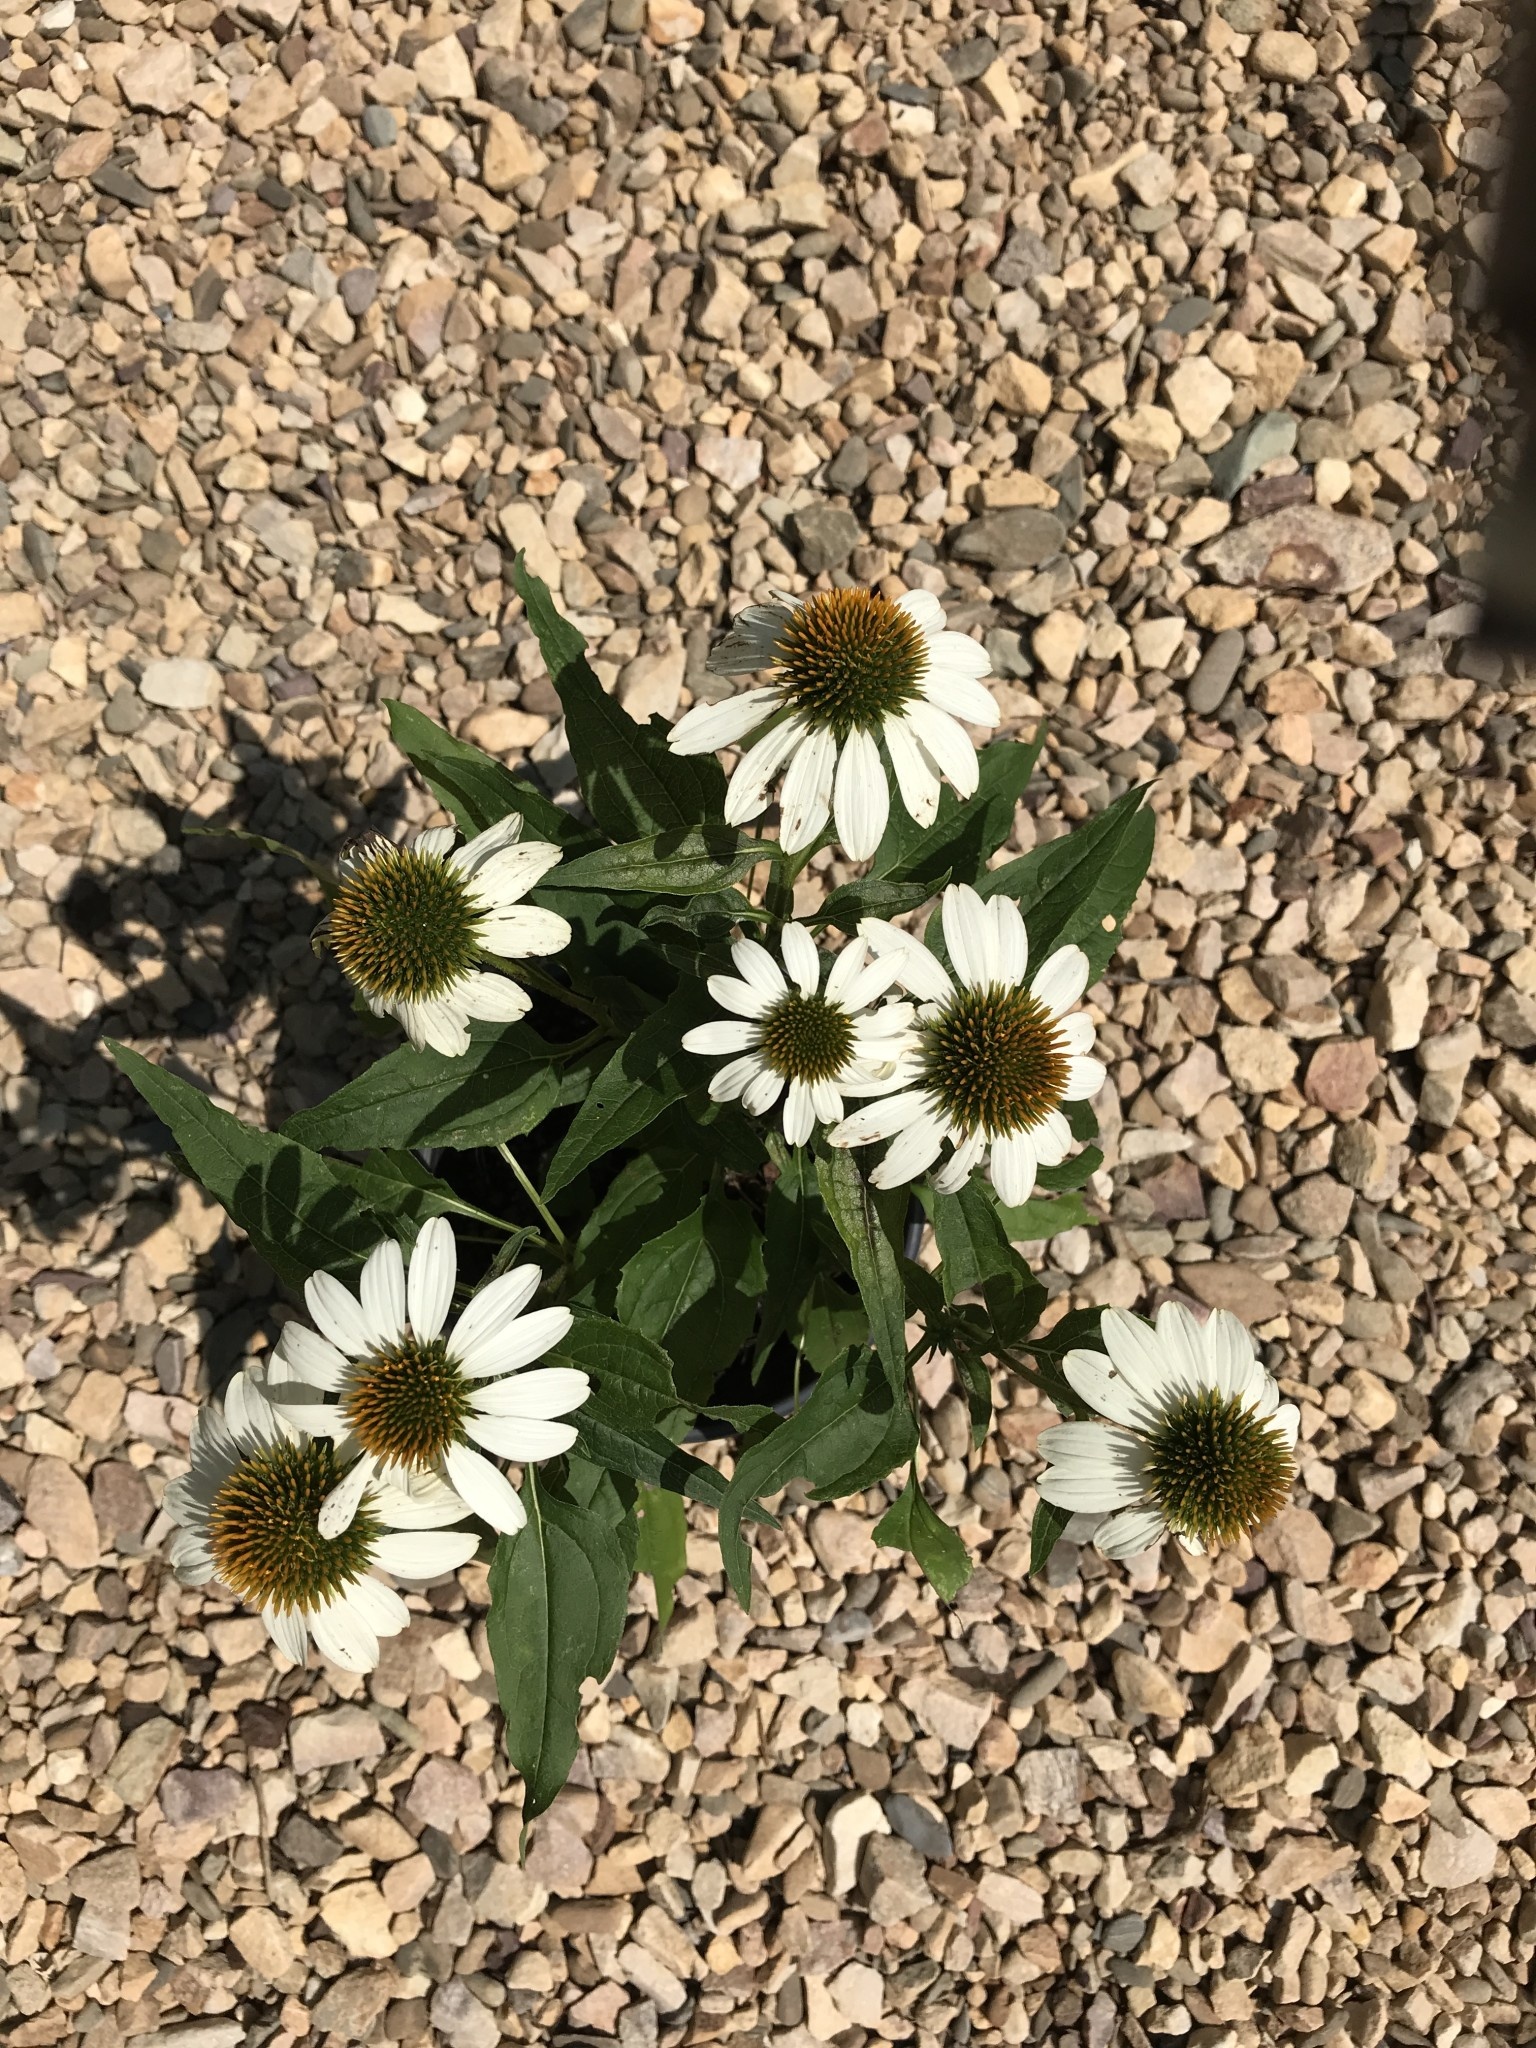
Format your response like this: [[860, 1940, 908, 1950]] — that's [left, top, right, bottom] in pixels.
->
[[1144, 1389, 1295, 1550], [758, 990, 855, 1082], [328, 842, 484, 1004], [344, 1335, 472, 1468], [775, 590, 927, 738], [920, 984, 1070, 1138], [209, 1439, 380, 1613]]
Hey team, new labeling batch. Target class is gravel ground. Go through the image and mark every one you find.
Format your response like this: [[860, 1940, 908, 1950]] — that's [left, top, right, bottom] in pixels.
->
[[3, 0, 1535, 2043]]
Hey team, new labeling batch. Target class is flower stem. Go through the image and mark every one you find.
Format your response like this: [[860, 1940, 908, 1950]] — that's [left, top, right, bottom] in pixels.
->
[[496, 1142, 567, 1249], [511, 960, 614, 1031], [765, 847, 812, 924]]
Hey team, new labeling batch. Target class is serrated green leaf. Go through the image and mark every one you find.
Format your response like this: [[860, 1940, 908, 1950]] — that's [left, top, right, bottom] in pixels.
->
[[110, 1042, 392, 1287], [873, 1468, 973, 1600], [815, 874, 942, 934], [281, 1021, 563, 1154], [635, 1486, 688, 1635], [385, 698, 589, 848], [717, 1350, 917, 1605], [872, 726, 1045, 885], [1029, 1497, 1074, 1576], [327, 1149, 519, 1237], [543, 985, 712, 1198], [978, 782, 1155, 981], [544, 826, 775, 898], [512, 553, 725, 837], [815, 1148, 910, 1390]]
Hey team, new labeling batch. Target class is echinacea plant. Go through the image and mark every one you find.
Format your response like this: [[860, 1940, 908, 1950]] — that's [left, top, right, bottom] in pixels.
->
[[115, 557, 1298, 1824]]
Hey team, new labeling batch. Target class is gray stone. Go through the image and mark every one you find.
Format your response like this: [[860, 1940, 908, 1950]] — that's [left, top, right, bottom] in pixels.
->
[[883, 1793, 953, 1861], [1209, 411, 1298, 499], [951, 508, 1067, 571], [277, 1812, 344, 1870], [361, 105, 396, 147], [791, 505, 861, 576], [1186, 628, 1245, 714], [1101, 1913, 1147, 1955], [1200, 506, 1395, 595], [1484, 986, 1536, 1050], [561, 0, 608, 52], [341, 268, 378, 316]]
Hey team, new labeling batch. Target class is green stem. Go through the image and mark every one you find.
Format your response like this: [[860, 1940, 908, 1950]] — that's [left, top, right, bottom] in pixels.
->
[[991, 1343, 1050, 1396], [765, 846, 813, 924], [511, 959, 614, 1031], [497, 1141, 567, 1249]]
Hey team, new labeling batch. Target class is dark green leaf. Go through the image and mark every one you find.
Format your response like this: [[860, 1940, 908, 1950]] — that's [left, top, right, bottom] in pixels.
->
[[617, 1192, 765, 1404], [185, 823, 334, 885], [545, 826, 775, 898], [1029, 1497, 1074, 1575], [928, 1182, 1047, 1353], [873, 1468, 973, 1600], [816, 874, 941, 933], [110, 1043, 392, 1287], [872, 726, 1046, 885], [1009, 1304, 1103, 1368], [327, 1149, 519, 1237], [1064, 1097, 1099, 1144], [1036, 1145, 1103, 1193], [512, 553, 725, 837], [543, 986, 712, 1198], [549, 1308, 676, 1419], [799, 1286, 868, 1376], [952, 1345, 994, 1446], [994, 1190, 1092, 1241], [488, 1466, 625, 1825], [573, 1152, 707, 1298], [537, 887, 677, 1008], [573, 1407, 775, 1526], [635, 1486, 688, 1634], [386, 698, 589, 848], [717, 1350, 916, 1605], [815, 1149, 910, 1389], [758, 1141, 827, 1358], [282, 1021, 563, 1154], [978, 782, 1155, 981]]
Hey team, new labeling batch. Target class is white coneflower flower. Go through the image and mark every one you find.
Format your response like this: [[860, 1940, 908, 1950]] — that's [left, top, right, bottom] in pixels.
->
[[321, 816, 572, 1058], [666, 588, 1000, 860], [166, 1370, 480, 1674], [825, 884, 1105, 1205], [681, 923, 917, 1145], [267, 1217, 588, 1539], [1035, 1302, 1299, 1559]]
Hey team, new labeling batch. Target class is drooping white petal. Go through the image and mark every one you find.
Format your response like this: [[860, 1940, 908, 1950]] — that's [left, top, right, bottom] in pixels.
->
[[903, 698, 980, 798], [359, 1238, 407, 1349], [823, 936, 869, 1007], [1035, 1422, 1150, 1510], [1093, 1506, 1169, 1560], [455, 1303, 574, 1380], [869, 1111, 947, 1188], [858, 918, 955, 1004], [464, 1412, 580, 1460], [667, 686, 781, 754], [707, 974, 773, 1020], [449, 813, 524, 874], [827, 1089, 932, 1148], [990, 1130, 1039, 1208], [442, 1442, 528, 1533], [305, 1271, 375, 1358], [838, 955, 909, 1014], [372, 1529, 481, 1580], [708, 1053, 767, 1103], [224, 1368, 284, 1444], [415, 826, 458, 860], [810, 1078, 843, 1125], [775, 925, 817, 1001], [408, 1215, 456, 1344], [927, 629, 996, 680], [309, 1597, 379, 1674], [682, 1019, 762, 1056], [782, 1077, 815, 1146], [275, 1322, 350, 1392], [373, 1471, 475, 1529], [343, 1576, 411, 1639], [263, 1606, 309, 1664], [920, 661, 1000, 725], [896, 589, 946, 633], [1063, 1348, 1167, 1435], [170, 1530, 216, 1584], [731, 935, 787, 998], [742, 1064, 785, 1116], [394, 995, 471, 1059], [1056, 1010, 1097, 1056], [723, 716, 806, 825], [1032, 1107, 1075, 1167], [779, 727, 835, 855], [931, 1126, 985, 1193], [943, 884, 996, 992], [1187, 1306, 1257, 1403], [318, 1454, 378, 1538], [884, 714, 942, 829], [1099, 1309, 1190, 1411], [470, 1367, 591, 1419], [1063, 1055, 1107, 1101], [1031, 944, 1092, 1018], [445, 1263, 543, 1362], [832, 727, 889, 862]]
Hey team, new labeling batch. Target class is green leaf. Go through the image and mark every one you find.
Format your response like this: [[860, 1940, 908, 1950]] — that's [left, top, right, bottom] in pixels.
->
[[815, 1149, 910, 1390], [616, 1192, 765, 1403], [815, 875, 941, 934], [327, 1149, 520, 1237], [282, 1021, 563, 1154], [185, 823, 334, 886], [1036, 1145, 1103, 1193], [1009, 1305, 1103, 1370], [635, 1486, 688, 1635], [978, 782, 1155, 981], [550, 1308, 677, 1419], [872, 726, 1046, 885], [385, 699, 589, 849], [488, 1466, 629, 1826], [110, 1043, 396, 1287], [874, 1468, 974, 1601], [545, 827, 776, 898], [928, 1181, 1048, 1355], [994, 1190, 1092, 1241], [573, 1152, 708, 1297], [758, 1141, 826, 1359], [543, 986, 711, 1198], [717, 1350, 917, 1605], [1029, 1497, 1074, 1576], [576, 1408, 774, 1525], [952, 1345, 994, 1447], [511, 553, 725, 838]]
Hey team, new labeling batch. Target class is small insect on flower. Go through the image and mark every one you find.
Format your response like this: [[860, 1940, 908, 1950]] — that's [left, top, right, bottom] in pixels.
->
[[667, 588, 999, 861], [320, 815, 572, 1058], [825, 884, 1105, 1205], [165, 1370, 479, 1673], [681, 923, 918, 1145], [1035, 1303, 1299, 1559], [266, 1217, 588, 1539]]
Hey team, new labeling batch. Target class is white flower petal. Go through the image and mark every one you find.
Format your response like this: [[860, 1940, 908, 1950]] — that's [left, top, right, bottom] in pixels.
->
[[707, 974, 773, 1019], [780, 922, 821, 998], [903, 698, 980, 798], [833, 727, 889, 862], [742, 1064, 785, 1116], [683, 1019, 762, 1056], [446, 1263, 544, 1362], [408, 1215, 456, 1344], [783, 1077, 816, 1146], [414, 827, 457, 859], [1031, 944, 1092, 1018], [1064, 1055, 1107, 1102], [359, 1238, 407, 1349], [987, 893, 1028, 987], [869, 1111, 947, 1188], [305, 1271, 374, 1358], [374, 1472, 475, 1529], [1036, 1422, 1149, 1510], [456, 1303, 574, 1379], [667, 686, 781, 754], [319, 1454, 378, 1538], [263, 1606, 309, 1664], [459, 839, 564, 899], [1063, 1348, 1167, 1435], [309, 1598, 379, 1674], [824, 936, 869, 1006], [394, 996, 472, 1058], [708, 1053, 767, 1102], [443, 1442, 528, 1533], [858, 917, 954, 1004], [1057, 1010, 1097, 1056], [723, 717, 806, 826], [810, 1078, 843, 1125], [931, 1126, 986, 1193], [990, 1130, 1038, 1208], [1099, 1309, 1190, 1410], [943, 883, 995, 991], [372, 1529, 481, 1580], [464, 1412, 580, 1460], [345, 1575, 412, 1638], [470, 1367, 591, 1419], [1094, 1506, 1169, 1560], [884, 714, 942, 828], [478, 908, 571, 964], [1033, 1107, 1074, 1167], [779, 727, 836, 855], [449, 814, 523, 874], [827, 1089, 932, 1148], [896, 589, 946, 633], [927, 630, 996, 681], [731, 935, 787, 997], [275, 1322, 350, 1392]]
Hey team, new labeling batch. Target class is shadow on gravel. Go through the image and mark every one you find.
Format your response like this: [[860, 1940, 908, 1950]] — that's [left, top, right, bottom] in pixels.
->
[[2, 713, 416, 1399]]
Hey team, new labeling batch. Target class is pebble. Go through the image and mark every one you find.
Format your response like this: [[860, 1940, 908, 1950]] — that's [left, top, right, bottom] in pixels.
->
[[138, 657, 222, 711]]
